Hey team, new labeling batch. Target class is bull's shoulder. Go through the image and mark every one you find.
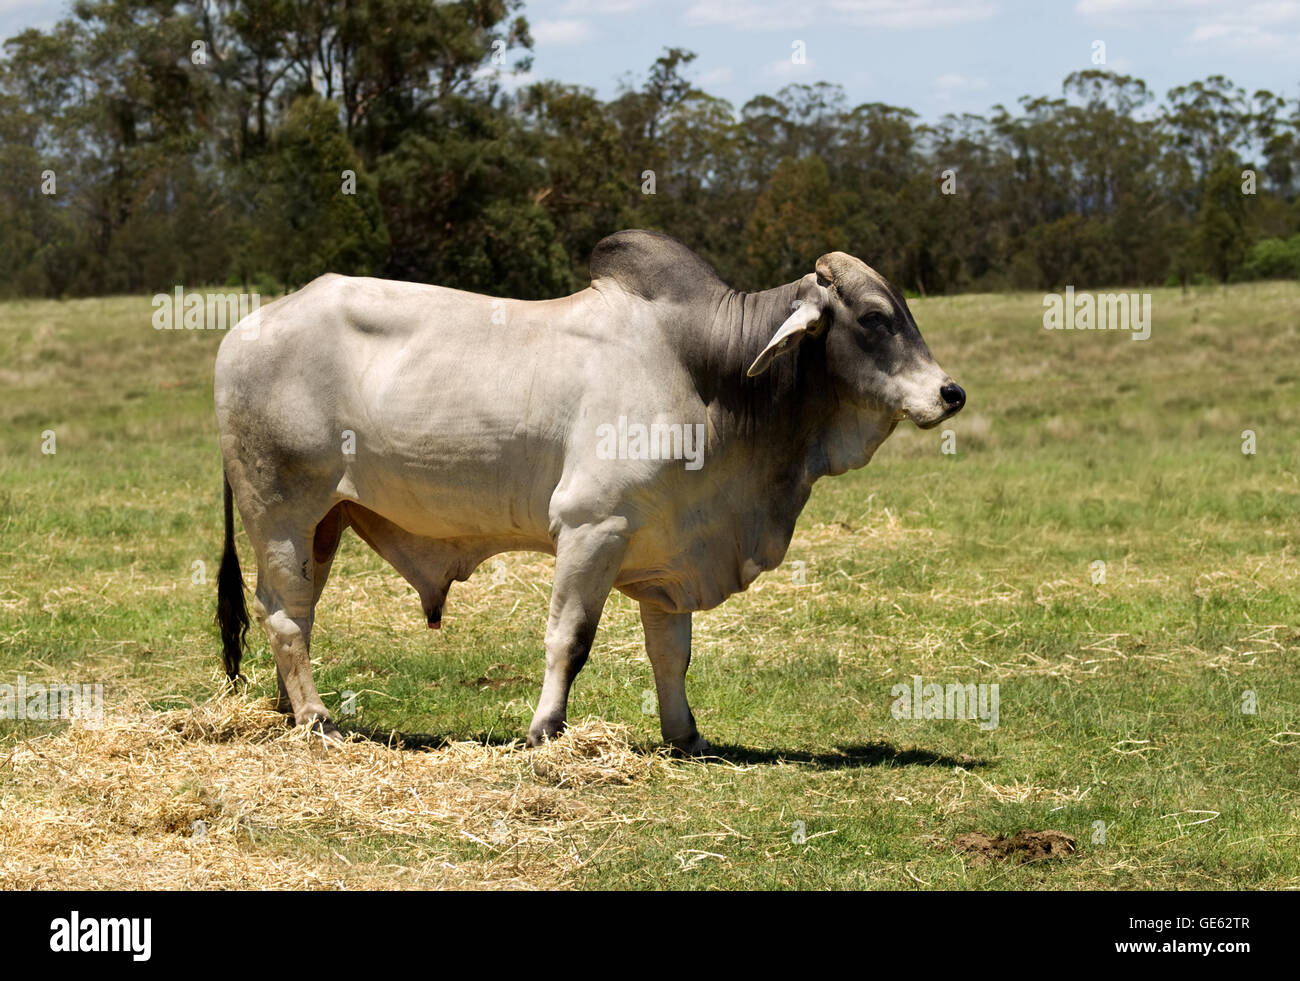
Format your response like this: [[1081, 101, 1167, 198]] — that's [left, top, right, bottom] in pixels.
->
[[589, 230, 729, 304]]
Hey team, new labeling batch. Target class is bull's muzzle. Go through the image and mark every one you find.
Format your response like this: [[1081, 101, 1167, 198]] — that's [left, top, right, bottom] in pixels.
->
[[940, 382, 966, 412]]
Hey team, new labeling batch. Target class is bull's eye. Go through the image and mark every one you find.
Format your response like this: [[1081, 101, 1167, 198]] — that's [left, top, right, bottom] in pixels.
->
[[857, 311, 895, 333]]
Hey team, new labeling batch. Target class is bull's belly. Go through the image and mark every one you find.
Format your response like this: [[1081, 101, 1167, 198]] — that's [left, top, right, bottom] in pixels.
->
[[335, 476, 780, 613], [336, 460, 557, 548], [321, 435, 795, 615]]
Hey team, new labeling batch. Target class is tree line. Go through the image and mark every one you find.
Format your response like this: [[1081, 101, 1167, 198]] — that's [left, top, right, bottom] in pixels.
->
[[2, 0, 1298, 300]]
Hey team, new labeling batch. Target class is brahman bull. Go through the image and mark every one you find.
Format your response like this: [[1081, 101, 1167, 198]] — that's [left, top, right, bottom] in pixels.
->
[[214, 230, 965, 753]]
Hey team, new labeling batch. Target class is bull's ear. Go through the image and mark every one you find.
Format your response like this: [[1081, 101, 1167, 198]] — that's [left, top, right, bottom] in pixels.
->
[[747, 277, 829, 377]]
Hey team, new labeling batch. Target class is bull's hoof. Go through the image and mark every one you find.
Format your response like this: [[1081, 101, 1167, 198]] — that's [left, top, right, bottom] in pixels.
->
[[526, 717, 565, 748], [669, 733, 714, 758], [306, 718, 346, 747]]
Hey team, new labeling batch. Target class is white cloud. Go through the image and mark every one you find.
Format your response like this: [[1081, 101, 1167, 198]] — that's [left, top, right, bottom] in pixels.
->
[[685, 0, 999, 30], [1074, 0, 1224, 12], [827, 0, 1000, 27], [1077, 0, 1298, 15], [559, 0, 652, 12], [1076, 0, 1300, 54], [553, 0, 999, 22], [935, 73, 989, 90], [531, 19, 596, 45], [1188, 22, 1300, 51], [766, 56, 819, 77], [1189, 23, 1242, 41], [698, 66, 735, 86], [1076, 0, 1189, 11]]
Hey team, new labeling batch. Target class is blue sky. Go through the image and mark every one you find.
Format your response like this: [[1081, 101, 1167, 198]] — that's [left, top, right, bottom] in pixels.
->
[[4, 0, 1299, 120]]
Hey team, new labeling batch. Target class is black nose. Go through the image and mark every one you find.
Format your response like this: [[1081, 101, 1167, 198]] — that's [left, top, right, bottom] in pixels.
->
[[940, 383, 965, 410]]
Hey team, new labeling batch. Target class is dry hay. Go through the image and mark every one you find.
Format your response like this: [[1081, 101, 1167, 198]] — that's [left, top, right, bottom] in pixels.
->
[[530, 718, 664, 787], [0, 694, 670, 890]]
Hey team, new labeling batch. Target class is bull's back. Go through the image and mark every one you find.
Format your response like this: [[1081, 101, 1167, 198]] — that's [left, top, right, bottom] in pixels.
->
[[216, 275, 608, 541]]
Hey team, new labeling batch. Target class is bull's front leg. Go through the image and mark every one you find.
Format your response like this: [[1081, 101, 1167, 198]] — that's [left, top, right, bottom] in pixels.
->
[[639, 603, 711, 756], [527, 518, 629, 747]]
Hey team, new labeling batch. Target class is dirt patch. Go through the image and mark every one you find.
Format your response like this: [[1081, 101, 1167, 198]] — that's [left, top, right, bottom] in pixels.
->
[[951, 829, 1077, 865], [462, 664, 529, 689]]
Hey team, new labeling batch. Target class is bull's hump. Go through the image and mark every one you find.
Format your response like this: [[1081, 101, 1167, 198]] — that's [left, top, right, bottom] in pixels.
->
[[314, 275, 484, 338], [589, 230, 728, 305]]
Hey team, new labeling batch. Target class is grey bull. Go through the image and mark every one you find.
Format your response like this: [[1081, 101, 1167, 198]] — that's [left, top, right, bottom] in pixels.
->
[[214, 230, 965, 753]]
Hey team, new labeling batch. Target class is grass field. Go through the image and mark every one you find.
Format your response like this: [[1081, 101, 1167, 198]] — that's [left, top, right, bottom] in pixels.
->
[[1, 282, 1297, 889]]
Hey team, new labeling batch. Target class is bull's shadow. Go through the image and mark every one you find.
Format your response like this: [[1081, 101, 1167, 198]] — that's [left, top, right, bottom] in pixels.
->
[[344, 725, 518, 751], [699, 742, 992, 770], [344, 725, 990, 770]]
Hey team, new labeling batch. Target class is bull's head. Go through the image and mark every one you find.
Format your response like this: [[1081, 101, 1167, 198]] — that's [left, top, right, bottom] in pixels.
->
[[747, 252, 965, 429]]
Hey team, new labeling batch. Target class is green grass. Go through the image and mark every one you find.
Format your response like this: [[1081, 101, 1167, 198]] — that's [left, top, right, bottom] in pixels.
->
[[1, 282, 1298, 889]]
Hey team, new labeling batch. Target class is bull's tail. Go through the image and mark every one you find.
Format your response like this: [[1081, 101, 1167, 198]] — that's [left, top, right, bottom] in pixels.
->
[[216, 473, 249, 681]]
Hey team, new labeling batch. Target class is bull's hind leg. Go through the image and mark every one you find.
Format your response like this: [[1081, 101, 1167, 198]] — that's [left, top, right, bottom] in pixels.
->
[[275, 506, 345, 715], [253, 524, 336, 736], [527, 519, 629, 747]]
